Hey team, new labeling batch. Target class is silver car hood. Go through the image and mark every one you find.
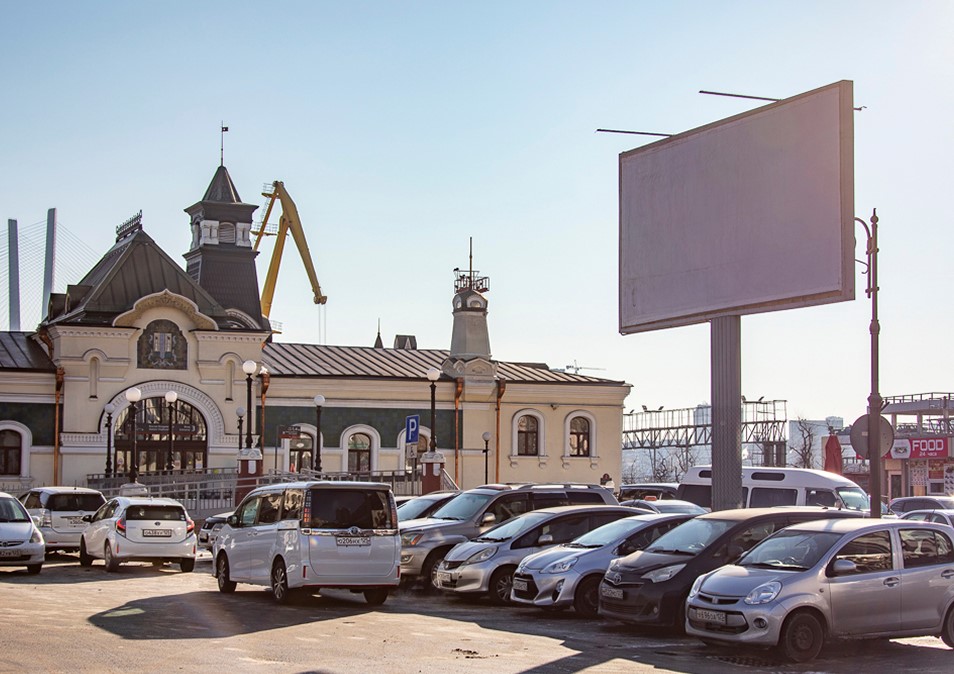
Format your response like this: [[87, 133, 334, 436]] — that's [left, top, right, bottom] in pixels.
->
[[700, 564, 793, 596], [445, 538, 507, 561], [0, 521, 35, 541], [520, 545, 590, 570]]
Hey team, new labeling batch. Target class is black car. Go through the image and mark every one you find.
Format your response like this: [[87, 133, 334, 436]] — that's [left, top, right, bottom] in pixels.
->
[[598, 506, 863, 630], [198, 512, 232, 551], [888, 496, 954, 515]]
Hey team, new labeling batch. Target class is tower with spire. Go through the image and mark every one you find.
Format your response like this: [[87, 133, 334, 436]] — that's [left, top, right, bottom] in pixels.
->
[[182, 165, 266, 330], [443, 240, 497, 383]]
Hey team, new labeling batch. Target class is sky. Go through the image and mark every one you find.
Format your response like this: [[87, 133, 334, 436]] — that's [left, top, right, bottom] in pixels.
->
[[2, 1, 953, 427]]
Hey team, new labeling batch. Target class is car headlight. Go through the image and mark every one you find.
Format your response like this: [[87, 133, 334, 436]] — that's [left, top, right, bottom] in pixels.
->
[[608, 557, 621, 572], [641, 564, 686, 583], [464, 546, 497, 565], [542, 557, 578, 574], [744, 581, 781, 605], [30, 528, 44, 544], [401, 532, 426, 547], [688, 574, 706, 599]]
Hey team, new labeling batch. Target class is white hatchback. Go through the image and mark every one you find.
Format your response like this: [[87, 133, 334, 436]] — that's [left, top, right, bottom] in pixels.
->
[[20, 486, 106, 553], [0, 491, 45, 574], [79, 496, 197, 572]]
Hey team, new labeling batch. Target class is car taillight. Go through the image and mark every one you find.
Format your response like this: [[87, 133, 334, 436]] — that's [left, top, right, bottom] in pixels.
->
[[116, 517, 126, 535], [186, 518, 195, 534], [39, 509, 52, 528]]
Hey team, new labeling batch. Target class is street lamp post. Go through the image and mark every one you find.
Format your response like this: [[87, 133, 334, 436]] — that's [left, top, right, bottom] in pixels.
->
[[236, 407, 245, 452], [124, 387, 142, 482], [314, 394, 325, 473], [482, 431, 492, 485], [242, 360, 257, 449], [857, 209, 883, 519], [104, 403, 116, 477], [165, 391, 178, 471], [426, 368, 440, 452]]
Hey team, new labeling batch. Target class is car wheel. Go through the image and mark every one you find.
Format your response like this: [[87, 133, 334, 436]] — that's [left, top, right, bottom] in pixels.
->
[[573, 576, 602, 618], [271, 559, 291, 604], [79, 539, 93, 567], [421, 550, 446, 591], [942, 605, 954, 649], [104, 542, 119, 572], [180, 558, 195, 573], [777, 611, 824, 663], [216, 554, 236, 593], [26, 564, 42, 575], [488, 566, 516, 605], [363, 588, 389, 606]]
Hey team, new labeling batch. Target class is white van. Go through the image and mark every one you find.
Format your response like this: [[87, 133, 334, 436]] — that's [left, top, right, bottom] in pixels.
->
[[212, 481, 400, 605], [676, 466, 869, 511]]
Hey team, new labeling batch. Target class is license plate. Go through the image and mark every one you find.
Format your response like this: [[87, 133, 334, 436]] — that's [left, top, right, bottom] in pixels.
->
[[601, 585, 623, 600], [143, 529, 173, 538], [336, 536, 370, 547], [435, 570, 451, 584], [693, 608, 727, 624], [65, 517, 85, 525], [0, 548, 22, 557], [512, 578, 528, 591]]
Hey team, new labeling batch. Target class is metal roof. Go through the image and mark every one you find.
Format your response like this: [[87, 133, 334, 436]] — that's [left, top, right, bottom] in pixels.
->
[[0, 332, 55, 371], [263, 342, 626, 385]]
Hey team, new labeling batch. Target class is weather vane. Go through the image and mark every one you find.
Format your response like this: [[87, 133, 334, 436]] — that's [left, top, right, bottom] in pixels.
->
[[220, 122, 229, 166]]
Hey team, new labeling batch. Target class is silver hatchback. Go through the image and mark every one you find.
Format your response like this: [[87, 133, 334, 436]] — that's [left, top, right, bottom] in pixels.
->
[[686, 518, 954, 662], [434, 505, 636, 604]]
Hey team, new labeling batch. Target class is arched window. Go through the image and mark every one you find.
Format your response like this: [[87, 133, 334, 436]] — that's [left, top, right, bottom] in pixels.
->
[[517, 415, 540, 456], [219, 222, 236, 244], [0, 429, 22, 476], [348, 432, 372, 472], [569, 416, 591, 457], [115, 397, 208, 474], [89, 357, 100, 398]]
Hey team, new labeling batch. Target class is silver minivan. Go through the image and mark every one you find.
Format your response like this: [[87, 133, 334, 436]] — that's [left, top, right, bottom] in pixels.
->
[[686, 518, 954, 662], [213, 481, 400, 605]]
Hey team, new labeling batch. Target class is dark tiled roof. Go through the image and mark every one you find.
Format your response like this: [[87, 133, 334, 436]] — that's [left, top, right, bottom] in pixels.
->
[[203, 165, 244, 203], [263, 342, 626, 385], [0, 332, 54, 371], [43, 227, 234, 328]]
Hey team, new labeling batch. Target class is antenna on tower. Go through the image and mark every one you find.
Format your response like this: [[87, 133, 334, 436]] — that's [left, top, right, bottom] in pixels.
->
[[220, 122, 229, 166], [454, 237, 490, 294]]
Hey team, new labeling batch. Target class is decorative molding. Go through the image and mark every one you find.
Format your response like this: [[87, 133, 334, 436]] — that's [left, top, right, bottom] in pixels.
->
[[114, 290, 218, 330]]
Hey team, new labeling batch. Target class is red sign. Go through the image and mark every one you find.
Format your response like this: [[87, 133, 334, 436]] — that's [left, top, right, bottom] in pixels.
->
[[911, 437, 948, 458]]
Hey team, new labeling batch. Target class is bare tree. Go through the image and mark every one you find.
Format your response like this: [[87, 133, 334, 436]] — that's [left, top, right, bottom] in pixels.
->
[[671, 446, 698, 482], [789, 417, 817, 468]]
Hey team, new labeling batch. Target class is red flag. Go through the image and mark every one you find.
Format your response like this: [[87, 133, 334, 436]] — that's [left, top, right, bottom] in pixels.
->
[[824, 434, 843, 475]]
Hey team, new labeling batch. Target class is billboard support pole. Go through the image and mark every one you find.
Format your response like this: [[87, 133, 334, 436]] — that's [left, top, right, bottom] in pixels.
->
[[711, 315, 743, 511], [857, 210, 882, 518]]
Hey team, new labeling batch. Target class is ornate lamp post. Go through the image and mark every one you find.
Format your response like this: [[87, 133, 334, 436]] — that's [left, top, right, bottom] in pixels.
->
[[104, 403, 116, 477], [482, 431, 492, 485], [236, 406, 245, 453], [242, 360, 258, 449], [426, 368, 440, 452], [124, 387, 142, 482], [313, 394, 325, 473], [165, 390, 178, 471]]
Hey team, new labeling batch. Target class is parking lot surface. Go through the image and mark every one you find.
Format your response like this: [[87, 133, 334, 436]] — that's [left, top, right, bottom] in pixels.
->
[[2, 553, 953, 673]]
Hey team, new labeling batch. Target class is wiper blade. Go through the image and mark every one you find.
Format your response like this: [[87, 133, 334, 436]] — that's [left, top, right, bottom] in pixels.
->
[[646, 548, 695, 555], [745, 561, 807, 570]]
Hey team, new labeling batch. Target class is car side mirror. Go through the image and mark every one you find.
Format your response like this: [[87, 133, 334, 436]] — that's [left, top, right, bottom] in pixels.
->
[[81, 514, 92, 523], [831, 559, 857, 576], [227, 514, 239, 527], [32, 515, 44, 528], [537, 533, 554, 546], [480, 512, 497, 526]]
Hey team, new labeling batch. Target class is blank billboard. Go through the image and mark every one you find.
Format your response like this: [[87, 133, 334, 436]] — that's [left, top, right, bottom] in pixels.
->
[[619, 80, 855, 334]]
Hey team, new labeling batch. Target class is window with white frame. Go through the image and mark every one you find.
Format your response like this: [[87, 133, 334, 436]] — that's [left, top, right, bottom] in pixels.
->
[[569, 416, 591, 457], [516, 414, 540, 456]]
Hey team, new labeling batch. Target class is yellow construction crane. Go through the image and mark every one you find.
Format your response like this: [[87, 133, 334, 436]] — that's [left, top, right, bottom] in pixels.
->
[[252, 181, 327, 323]]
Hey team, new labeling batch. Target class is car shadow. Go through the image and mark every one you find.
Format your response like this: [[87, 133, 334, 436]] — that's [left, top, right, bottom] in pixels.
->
[[0, 556, 209, 585]]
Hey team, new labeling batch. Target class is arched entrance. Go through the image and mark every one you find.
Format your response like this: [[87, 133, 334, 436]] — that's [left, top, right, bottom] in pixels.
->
[[114, 396, 208, 476]]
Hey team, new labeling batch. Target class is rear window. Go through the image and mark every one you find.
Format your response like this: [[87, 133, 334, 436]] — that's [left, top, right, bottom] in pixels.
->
[[125, 505, 186, 521], [565, 491, 609, 505], [48, 493, 106, 512], [305, 489, 393, 529]]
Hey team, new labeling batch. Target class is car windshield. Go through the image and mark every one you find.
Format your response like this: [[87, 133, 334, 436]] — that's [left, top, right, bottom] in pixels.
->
[[475, 511, 550, 541], [48, 493, 105, 511], [836, 487, 870, 511], [0, 497, 31, 522], [430, 492, 494, 521], [644, 518, 735, 555], [739, 530, 842, 570], [398, 497, 443, 521], [569, 516, 648, 547]]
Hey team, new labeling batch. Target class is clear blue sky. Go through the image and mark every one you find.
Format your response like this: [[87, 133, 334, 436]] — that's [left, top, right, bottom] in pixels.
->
[[2, 1, 953, 425]]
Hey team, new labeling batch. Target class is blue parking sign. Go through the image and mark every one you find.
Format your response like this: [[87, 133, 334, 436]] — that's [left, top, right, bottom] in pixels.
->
[[405, 415, 420, 444]]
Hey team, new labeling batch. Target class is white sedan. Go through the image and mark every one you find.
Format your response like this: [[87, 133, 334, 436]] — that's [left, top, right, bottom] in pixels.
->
[[80, 496, 197, 572]]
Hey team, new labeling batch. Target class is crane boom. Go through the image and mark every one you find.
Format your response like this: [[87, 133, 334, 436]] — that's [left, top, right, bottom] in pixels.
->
[[256, 180, 327, 321]]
